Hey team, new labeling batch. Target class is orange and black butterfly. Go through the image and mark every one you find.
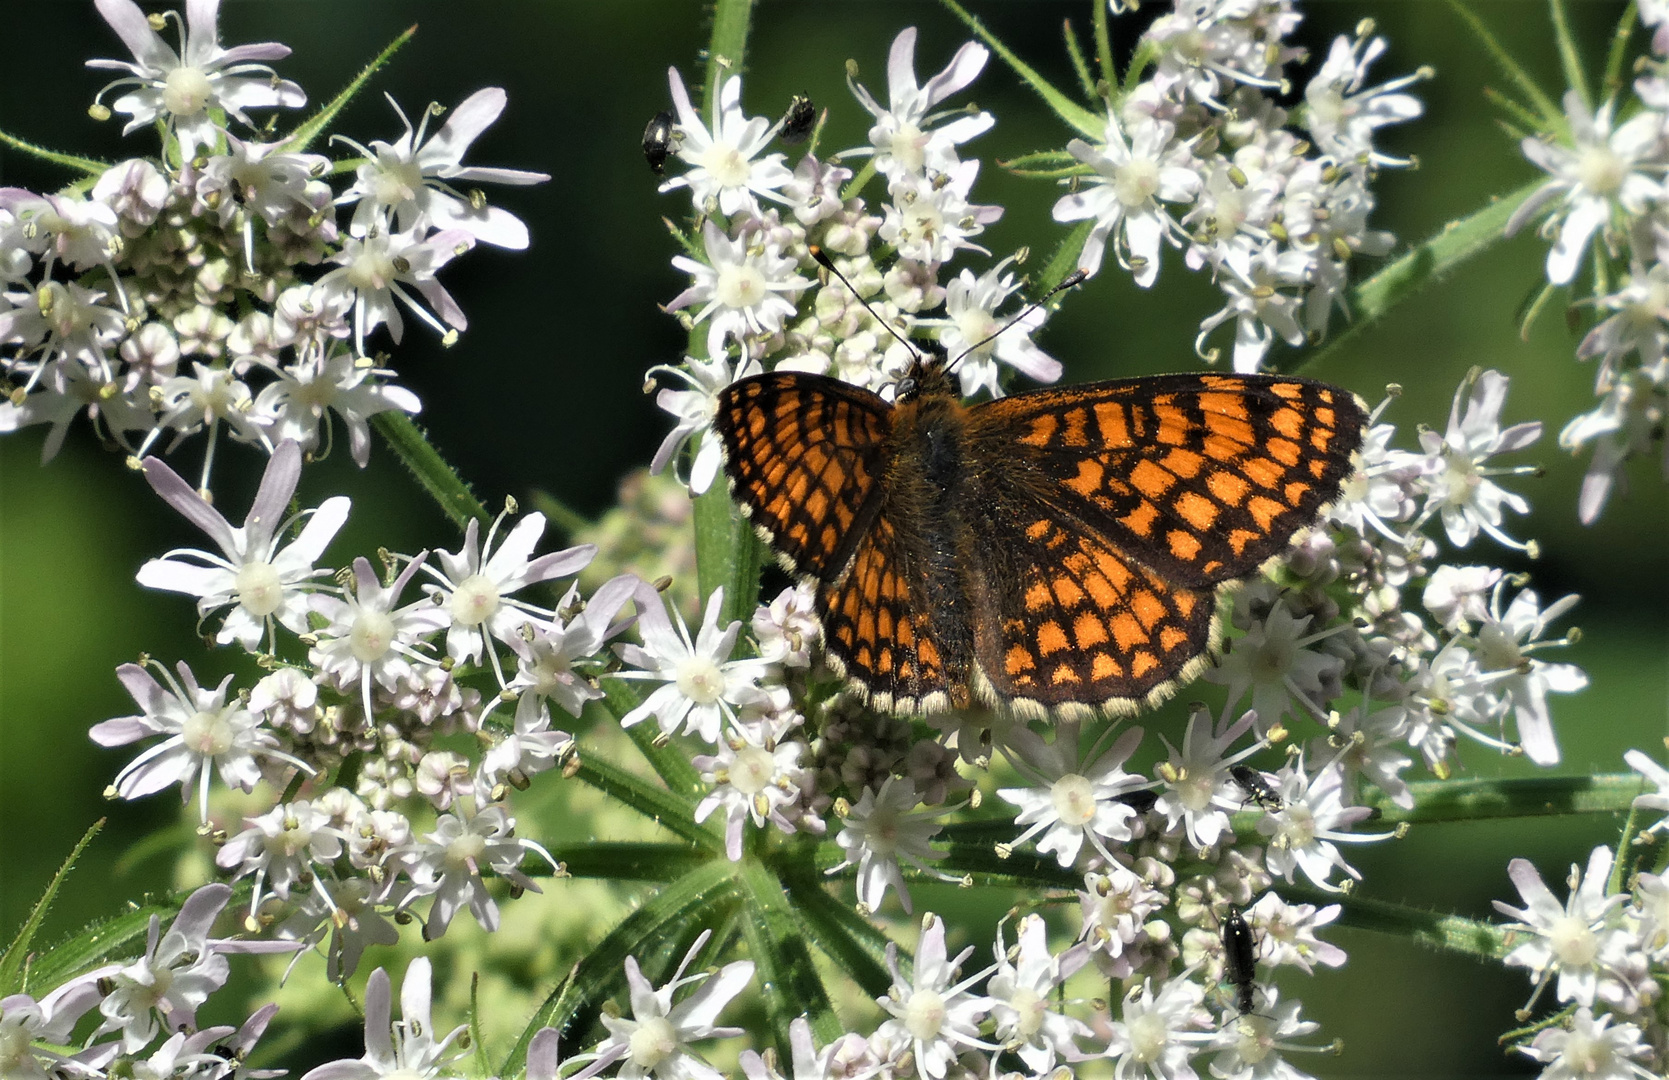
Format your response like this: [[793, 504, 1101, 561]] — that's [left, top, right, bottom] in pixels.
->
[[714, 357, 1365, 719]]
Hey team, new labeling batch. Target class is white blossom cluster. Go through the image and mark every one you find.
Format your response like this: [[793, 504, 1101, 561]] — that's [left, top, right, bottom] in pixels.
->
[[1506, 5, 1669, 524], [1057, 6, 1424, 372], [0, 0, 545, 490], [1489, 755, 1669, 1077]]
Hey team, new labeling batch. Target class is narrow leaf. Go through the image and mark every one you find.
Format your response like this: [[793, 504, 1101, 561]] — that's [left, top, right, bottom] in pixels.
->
[[778, 862, 896, 997], [500, 859, 740, 1078], [371, 413, 490, 528], [1548, 0, 1592, 113], [1445, 0, 1564, 130], [937, 0, 1104, 139], [1093, 0, 1116, 92], [547, 841, 709, 881], [1062, 19, 1097, 101], [1366, 773, 1645, 825], [1281, 882, 1509, 961], [601, 680, 709, 813], [736, 857, 841, 1054], [0, 821, 103, 995], [286, 25, 418, 154], [1036, 220, 1094, 298], [1292, 178, 1546, 376], [567, 733, 718, 851], [1603, 3, 1639, 98]]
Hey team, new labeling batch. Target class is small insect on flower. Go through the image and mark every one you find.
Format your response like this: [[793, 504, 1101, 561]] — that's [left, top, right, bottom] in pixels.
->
[[1220, 905, 1261, 1017], [643, 109, 676, 175], [1229, 764, 1283, 811], [778, 95, 817, 145]]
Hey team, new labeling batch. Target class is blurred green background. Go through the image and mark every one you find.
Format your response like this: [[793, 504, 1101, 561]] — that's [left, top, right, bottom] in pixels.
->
[[1, 2, 1664, 1077]]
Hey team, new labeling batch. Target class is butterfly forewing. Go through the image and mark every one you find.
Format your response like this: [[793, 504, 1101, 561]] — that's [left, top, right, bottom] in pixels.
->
[[715, 372, 893, 581], [970, 374, 1366, 588]]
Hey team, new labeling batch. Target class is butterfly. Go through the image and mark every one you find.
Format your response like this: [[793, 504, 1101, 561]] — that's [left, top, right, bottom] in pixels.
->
[[714, 358, 1366, 719]]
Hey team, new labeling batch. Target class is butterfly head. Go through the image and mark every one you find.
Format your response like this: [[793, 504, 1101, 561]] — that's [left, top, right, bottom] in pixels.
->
[[897, 341, 955, 402]]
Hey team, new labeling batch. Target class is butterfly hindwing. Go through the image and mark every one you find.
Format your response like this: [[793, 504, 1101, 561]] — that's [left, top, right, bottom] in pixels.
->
[[715, 372, 893, 581], [969, 373, 1366, 588], [818, 509, 961, 712]]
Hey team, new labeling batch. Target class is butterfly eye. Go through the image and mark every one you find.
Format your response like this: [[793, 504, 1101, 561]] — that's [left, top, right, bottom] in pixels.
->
[[897, 375, 918, 399]]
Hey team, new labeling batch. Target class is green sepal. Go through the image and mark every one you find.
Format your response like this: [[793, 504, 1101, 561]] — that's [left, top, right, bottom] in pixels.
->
[[938, 0, 1104, 139], [371, 413, 490, 528], [285, 24, 418, 154], [0, 128, 107, 178], [998, 150, 1083, 177], [499, 858, 740, 1078], [0, 821, 103, 995], [1445, 0, 1565, 132], [736, 856, 841, 1056]]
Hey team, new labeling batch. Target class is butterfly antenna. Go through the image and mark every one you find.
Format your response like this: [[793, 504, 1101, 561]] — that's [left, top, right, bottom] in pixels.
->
[[946, 267, 1089, 375], [809, 246, 925, 363]]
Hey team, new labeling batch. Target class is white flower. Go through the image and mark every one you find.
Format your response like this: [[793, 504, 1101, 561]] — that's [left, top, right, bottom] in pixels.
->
[[1560, 366, 1668, 524], [1195, 241, 1309, 373], [752, 582, 821, 668], [136, 439, 350, 651], [90, 660, 310, 823], [1505, 90, 1664, 285], [1625, 748, 1669, 834], [315, 227, 476, 355], [739, 1018, 878, 1080], [1053, 111, 1201, 285], [847, 27, 993, 180], [614, 586, 769, 744], [1422, 565, 1502, 633], [297, 959, 469, 1080], [478, 698, 574, 794], [1153, 707, 1261, 850], [0, 359, 153, 462], [1257, 757, 1389, 892], [1205, 603, 1342, 726], [215, 799, 347, 918], [1469, 584, 1587, 767], [422, 509, 594, 673], [1078, 865, 1167, 974], [1412, 368, 1542, 550], [987, 915, 1091, 1073], [668, 221, 811, 359], [874, 914, 994, 1080], [1573, 264, 1669, 386], [1244, 892, 1347, 974], [998, 723, 1147, 867], [649, 352, 762, 495], [592, 930, 756, 1080], [0, 277, 126, 379], [87, 0, 305, 159], [659, 71, 793, 217], [1514, 1007, 1656, 1080], [252, 351, 423, 467], [1205, 989, 1324, 1080], [506, 574, 641, 720], [1302, 32, 1425, 168], [309, 555, 448, 718], [276, 876, 399, 982], [0, 981, 111, 1080], [877, 163, 1003, 267], [395, 802, 551, 939], [1102, 975, 1214, 1080], [337, 88, 550, 248], [1493, 846, 1633, 1009], [693, 728, 814, 861], [829, 777, 953, 915], [916, 256, 1061, 397]]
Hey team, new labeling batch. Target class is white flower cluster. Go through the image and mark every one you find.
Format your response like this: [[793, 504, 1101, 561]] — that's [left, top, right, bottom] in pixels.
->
[[0, 0, 544, 488], [1055, 6, 1423, 371], [0, 884, 297, 1080], [1506, 8, 1669, 523], [94, 437, 649, 962]]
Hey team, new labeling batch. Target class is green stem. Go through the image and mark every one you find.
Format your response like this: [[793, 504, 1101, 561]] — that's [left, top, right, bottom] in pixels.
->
[[1092, 0, 1116, 93], [1603, 2, 1639, 99], [704, 0, 755, 118], [1367, 773, 1644, 825], [736, 856, 842, 1055], [1548, 0, 1592, 113], [285, 24, 418, 153], [1290, 177, 1546, 376], [0, 127, 106, 178], [370, 413, 489, 529], [1281, 882, 1509, 961]]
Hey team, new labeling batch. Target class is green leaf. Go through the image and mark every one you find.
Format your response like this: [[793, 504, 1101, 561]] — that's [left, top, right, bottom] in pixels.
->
[[601, 679, 708, 813], [1036, 220, 1094, 298], [1062, 19, 1097, 101], [1292, 178, 1546, 376], [694, 482, 764, 631], [1445, 0, 1564, 131], [0, 821, 103, 995], [936, 838, 1082, 891], [777, 858, 896, 998], [736, 857, 841, 1055], [0, 128, 107, 178], [1603, 2, 1639, 99], [371, 413, 490, 528], [285, 24, 418, 154], [937, 0, 1104, 139], [998, 150, 1082, 178], [500, 858, 740, 1078], [547, 841, 710, 881], [567, 732, 719, 851], [1092, 0, 1116, 92]]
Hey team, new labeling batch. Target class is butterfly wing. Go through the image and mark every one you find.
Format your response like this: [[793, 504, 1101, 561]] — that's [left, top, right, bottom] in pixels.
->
[[968, 373, 1366, 588], [817, 508, 962, 712], [715, 371, 893, 582]]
